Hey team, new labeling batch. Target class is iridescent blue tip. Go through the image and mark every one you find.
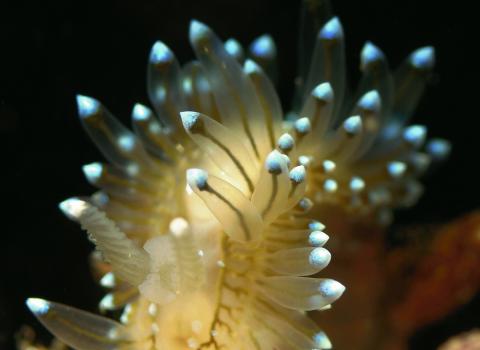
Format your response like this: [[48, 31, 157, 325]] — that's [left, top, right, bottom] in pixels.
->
[[324, 178, 338, 193], [427, 138, 451, 160], [361, 41, 384, 70], [313, 331, 332, 348], [250, 34, 276, 60], [26, 298, 50, 316], [224, 38, 243, 59], [343, 115, 362, 135], [180, 111, 201, 131], [410, 46, 435, 69], [318, 279, 345, 298], [309, 220, 324, 231], [350, 176, 365, 192], [187, 168, 209, 190], [319, 17, 343, 40], [289, 166, 306, 184], [82, 162, 103, 183], [294, 117, 311, 134], [243, 59, 261, 75], [189, 19, 210, 43], [265, 150, 285, 174], [118, 134, 135, 152], [76, 95, 100, 118], [358, 90, 381, 112], [150, 41, 173, 64], [278, 133, 295, 151], [387, 161, 407, 178], [132, 103, 152, 121], [313, 82, 334, 101], [403, 125, 427, 146]]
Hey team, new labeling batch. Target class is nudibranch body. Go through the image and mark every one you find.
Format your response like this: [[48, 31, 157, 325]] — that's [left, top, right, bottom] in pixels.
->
[[25, 2, 448, 349], [27, 20, 345, 350]]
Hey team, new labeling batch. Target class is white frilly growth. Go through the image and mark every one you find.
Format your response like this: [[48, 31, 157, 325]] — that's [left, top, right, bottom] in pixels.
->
[[139, 217, 205, 305], [59, 199, 204, 305], [59, 198, 150, 286]]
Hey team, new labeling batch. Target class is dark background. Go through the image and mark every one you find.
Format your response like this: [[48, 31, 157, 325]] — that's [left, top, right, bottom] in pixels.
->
[[0, 0, 477, 349]]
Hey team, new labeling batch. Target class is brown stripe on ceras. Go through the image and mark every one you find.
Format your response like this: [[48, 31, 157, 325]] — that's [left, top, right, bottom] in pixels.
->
[[197, 183, 252, 241], [261, 166, 282, 218], [204, 47, 261, 160], [188, 117, 255, 193]]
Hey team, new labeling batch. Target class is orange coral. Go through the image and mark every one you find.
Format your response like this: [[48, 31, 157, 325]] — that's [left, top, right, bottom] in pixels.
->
[[390, 211, 480, 342]]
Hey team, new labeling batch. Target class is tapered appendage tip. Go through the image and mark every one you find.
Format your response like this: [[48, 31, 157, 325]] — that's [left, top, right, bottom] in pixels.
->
[[403, 125, 427, 146], [361, 41, 384, 68], [59, 197, 89, 220], [313, 331, 332, 349], [180, 111, 201, 131], [187, 168, 209, 190], [76, 95, 99, 118], [26, 298, 50, 316], [350, 176, 365, 192], [343, 115, 362, 135], [427, 138, 451, 160], [313, 82, 334, 101], [132, 103, 151, 121], [224, 38, 243, 59], [289, 166, 306, 184], [295, 117, 311, 134], [265, 150, 285, 174], [250, 34, 276, 59], [320, 279, 346, 299], [319, 17, 343, 40], [309, 231, 329, 247], [150, 41, 173, 64], [359, 90, 381, 111], [309, 247, 331, 267], [82, 162, 103, 183], [387, 161, 407, 178], [410, 46, 435, 69], [244, 59, 261, 75], [189, 19, 210, 42], [278, 133, 295, 151]]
